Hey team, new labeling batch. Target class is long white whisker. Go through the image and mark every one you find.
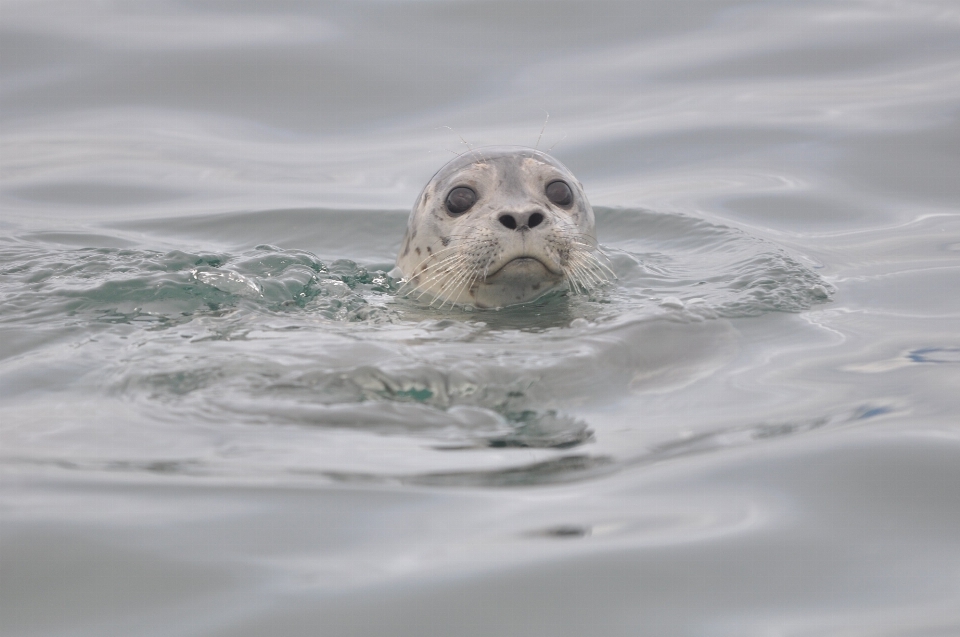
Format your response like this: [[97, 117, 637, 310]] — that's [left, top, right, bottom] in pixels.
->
[[445, 269, 474, 309], [570, 254, 605, 285], [436, 260, 480, 308], [577, 259, 611, 289], [548, 133, 567, 152], [403, 250, 467, 284], [403, 244, 465, 277], [569, 248, 616, 281], [407, 258, 466, 299], [570, 265, 592, 294], [563, 248, 615, 294], [451, 255, 489, 308], [411, 258, 470, 300], [562, 259, 589, 293], [432, 268, 465, 307], [535, 111, 549, 150], [425, 256, 472, 306]]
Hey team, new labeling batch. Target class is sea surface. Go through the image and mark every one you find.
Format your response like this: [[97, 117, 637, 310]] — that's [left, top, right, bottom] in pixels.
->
[[2, 1, 960, 635]]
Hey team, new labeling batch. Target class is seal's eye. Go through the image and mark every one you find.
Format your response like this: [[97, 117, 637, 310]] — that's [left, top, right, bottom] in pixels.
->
[[445, 186, 477, 215], [545, 180, 573, 206]]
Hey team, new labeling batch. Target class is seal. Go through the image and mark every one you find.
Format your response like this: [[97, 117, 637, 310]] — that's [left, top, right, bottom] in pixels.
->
[[395, 146, 612, 308]]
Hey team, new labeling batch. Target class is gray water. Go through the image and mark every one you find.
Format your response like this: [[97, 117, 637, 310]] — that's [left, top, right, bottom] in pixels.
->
[[2, 1, 960, 635]]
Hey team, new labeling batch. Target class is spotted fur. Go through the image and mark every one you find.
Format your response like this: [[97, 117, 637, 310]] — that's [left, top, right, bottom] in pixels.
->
[[396, 147, 613, 308]]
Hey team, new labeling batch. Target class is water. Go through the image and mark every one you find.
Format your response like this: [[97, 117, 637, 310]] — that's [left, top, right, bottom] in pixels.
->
[[2, 1, 959, 635]]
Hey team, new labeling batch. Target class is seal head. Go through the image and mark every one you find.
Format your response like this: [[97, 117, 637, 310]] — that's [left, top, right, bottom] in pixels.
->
[[396, 147, 608, 308]]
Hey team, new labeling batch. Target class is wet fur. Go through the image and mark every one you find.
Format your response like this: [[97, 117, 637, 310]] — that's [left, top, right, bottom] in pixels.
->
[[396, 147, 613, 309]]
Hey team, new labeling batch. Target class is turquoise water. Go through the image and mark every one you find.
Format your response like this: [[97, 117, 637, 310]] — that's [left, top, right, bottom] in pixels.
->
[[2, 1, 960, 635]]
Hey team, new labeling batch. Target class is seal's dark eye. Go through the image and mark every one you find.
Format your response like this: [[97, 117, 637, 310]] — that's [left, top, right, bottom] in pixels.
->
[[545, 180, 573, 206], [445, 186, 477, 215]]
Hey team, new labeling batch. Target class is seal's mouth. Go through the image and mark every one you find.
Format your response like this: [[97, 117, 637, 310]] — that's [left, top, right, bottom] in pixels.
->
[[484, 256, 561, 281]]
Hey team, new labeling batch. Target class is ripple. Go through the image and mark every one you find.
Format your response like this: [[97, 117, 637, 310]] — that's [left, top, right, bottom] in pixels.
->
[[596, 207, 834, 318], [323, 454, 618, 489], [908, 347, 960, 364], [0, 208, 833, 474]]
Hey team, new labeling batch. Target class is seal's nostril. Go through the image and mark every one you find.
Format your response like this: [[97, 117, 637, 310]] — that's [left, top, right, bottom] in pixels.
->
[[499, 214, 518, 230], [528, 212, 544, 228]]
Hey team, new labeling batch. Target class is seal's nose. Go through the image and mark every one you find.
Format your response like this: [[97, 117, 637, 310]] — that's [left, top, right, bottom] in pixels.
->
[[498, 210, 545, 231]]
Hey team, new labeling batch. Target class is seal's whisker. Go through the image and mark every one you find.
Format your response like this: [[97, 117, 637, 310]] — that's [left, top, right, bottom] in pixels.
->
[[459, 262, 486, 302], [569, 248, 616, 281], [422, 254, 472, 302], [439, 125, 487, 166], [405, 244, 464, 271], [587, 255, 617, 281], [535, 111, 549, 150], [568, 264, 593, 294], [567, 236, 601, 251], [561, 258, 589, 293], [481, 254, 497, 280], [565, 263, 591, 292], [579, 261, 605, 287], [548, 133, 567, 152], [569, 251, 605, 279], [412, 267, 464, 297], [445, 260, 484, 304], [590, 244, 617, 278], [578, 269, 606, 290], [434, 261, 478, 308], [411, 257, 470, 297], [402, 264, 457, 297], [567, 273, 588, 295], [406, 258, 470, 300], [445, 265, 481, 309], [431, 268, 465, 307], [400, 254, 462, 293], [572, 255, 611, 288], [561, 249, 614, 295], [562, 269, 581, 294]]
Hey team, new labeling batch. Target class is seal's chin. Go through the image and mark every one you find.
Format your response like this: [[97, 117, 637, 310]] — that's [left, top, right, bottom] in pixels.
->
[[474, 257, 564, 308]]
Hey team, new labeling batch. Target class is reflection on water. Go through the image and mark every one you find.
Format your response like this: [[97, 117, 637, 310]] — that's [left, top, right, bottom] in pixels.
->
[[2, 1, 960, 636]]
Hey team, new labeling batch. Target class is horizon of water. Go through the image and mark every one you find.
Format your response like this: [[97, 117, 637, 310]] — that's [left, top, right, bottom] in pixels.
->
[[2, 1, 960, 636]]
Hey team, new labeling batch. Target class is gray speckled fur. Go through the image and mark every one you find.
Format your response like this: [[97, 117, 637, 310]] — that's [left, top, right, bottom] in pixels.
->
[[396, 146, 596, 308]]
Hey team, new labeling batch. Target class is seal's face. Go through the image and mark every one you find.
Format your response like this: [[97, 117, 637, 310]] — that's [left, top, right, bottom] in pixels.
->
[[397, 147, 608, 308]]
